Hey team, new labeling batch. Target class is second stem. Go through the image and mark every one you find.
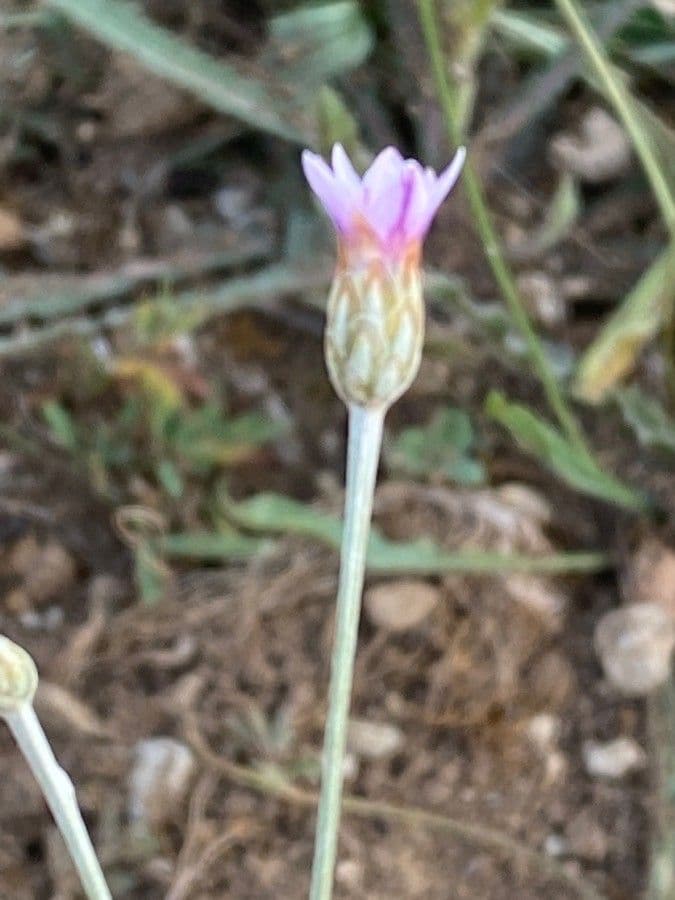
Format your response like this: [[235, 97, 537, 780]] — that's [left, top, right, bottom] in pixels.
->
[[309, 404, 385, 900]]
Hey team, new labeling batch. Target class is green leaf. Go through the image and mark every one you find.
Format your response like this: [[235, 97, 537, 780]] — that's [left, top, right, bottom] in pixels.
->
[[159, 531, 268, 560], [172, 407, 283, 467], [315, 86, 361, 158], [491, 8, 567, 57], [224, 492, 609, 575], [616, 385, 675, 454], [486, 390, 649, 511], [442, 0, 505, 133], [521, 173, 580, 257], [42, 400, 79, 451], [155, 459, 184, 499], [386, 408, 485, 485], [574, 246, 675, 403], [134, 545, 168, 606], [46, 0, 307, 143], [553, 0, 675, 231], [268, 2, 373, 85]]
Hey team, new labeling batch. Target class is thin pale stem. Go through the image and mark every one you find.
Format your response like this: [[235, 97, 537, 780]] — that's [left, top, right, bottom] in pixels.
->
[[417, 0, 591, 459], [5, 704, 111, 900], [551, 0, 675, 397], [309, 405, 385, 900]]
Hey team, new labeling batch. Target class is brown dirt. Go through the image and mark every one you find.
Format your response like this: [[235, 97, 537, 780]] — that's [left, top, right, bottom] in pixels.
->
[[0, 0, 670, 898]]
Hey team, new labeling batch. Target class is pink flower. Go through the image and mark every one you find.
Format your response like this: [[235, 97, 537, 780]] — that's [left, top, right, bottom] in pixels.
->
[[301, 143, 465, 256]]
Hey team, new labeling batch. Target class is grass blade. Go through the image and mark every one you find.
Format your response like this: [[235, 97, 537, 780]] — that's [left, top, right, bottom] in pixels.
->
[[616, 385, 675, 454], [417, 0, 590, 458], [574, 246, 675, 402], [554, 0, 675, 236], [46, 0, 308, 143], [224, 491, 609, 575], [268, 2, 373, 85], [486, 390, 650, 512]]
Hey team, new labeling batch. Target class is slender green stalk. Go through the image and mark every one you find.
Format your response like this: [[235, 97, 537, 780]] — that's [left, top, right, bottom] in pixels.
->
[[309, 405, 384, 900], [5, 705, 111, 899], [417, 0, 590, 458], [553, 0, 675, 239], [0, 11, 59, 28], [551, 0, 675, 399]]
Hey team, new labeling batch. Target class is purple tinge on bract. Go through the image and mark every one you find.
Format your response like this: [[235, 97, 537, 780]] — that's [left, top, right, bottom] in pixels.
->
[[301, 144, 466, 252]]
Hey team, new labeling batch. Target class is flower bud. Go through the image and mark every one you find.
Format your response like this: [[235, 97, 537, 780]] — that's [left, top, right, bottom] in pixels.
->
[[325, 244, 423, 408], [302, 143, 465, 410], [0, 635, 38, 714]]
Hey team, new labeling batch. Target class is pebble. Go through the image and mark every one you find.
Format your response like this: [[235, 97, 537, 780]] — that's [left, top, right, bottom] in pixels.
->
[[526, 714, 561, 751], [550, 107, 631, 183], [365, 579, 439, 631], [594, 603, 675, 695], [7, 537, 76, 612], [544, 834, 567, 857], [128, 737, 196, 829], [348, 718, 404, 760], [583, 737, 647, 780], [624, 537, 675, 620]]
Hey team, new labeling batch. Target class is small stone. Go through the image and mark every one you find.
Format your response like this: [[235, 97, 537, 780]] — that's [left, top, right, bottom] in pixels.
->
[[550, 107, 631, 183], [365, 579, 439, 631], [526, 714, 561, 751], [0, 206, 26, 251], [583, 737, 647, 780], [595, 604, 675, 695], [544, 834, 567, 857], [335, 859, 364, 892], [342, 753, 358, 781], [128, 738, 196, 829], [348, 718, 404, 760], [625, 537, 675, 620], [9, 538, 76, 608]]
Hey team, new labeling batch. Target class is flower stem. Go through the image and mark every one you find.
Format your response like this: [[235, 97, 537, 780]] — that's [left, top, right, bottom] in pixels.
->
[[309, 404, 385, 900], [5, 704, 111, 900], [417, 0, 591, 459]]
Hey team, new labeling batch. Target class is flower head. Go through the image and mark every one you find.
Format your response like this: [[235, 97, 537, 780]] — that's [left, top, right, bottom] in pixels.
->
[[301, 143, 465, 257], [0, 635, 38, 714], [302, 144, 465, 410]]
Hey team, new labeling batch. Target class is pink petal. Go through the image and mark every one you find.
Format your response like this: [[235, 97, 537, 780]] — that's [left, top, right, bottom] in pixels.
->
[[398, 162, 432, 240], [301, 144, 466, 249], [331, 144, 361, 193], [364, 187, 405, 241], [361, 148, 408, 240], [362, 147, 405, 197], [429, 147, 466, 210], [301, 150, 354, 231]]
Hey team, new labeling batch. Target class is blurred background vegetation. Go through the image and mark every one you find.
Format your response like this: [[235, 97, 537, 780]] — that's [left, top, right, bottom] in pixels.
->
[[0, 0, 675, 897]]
